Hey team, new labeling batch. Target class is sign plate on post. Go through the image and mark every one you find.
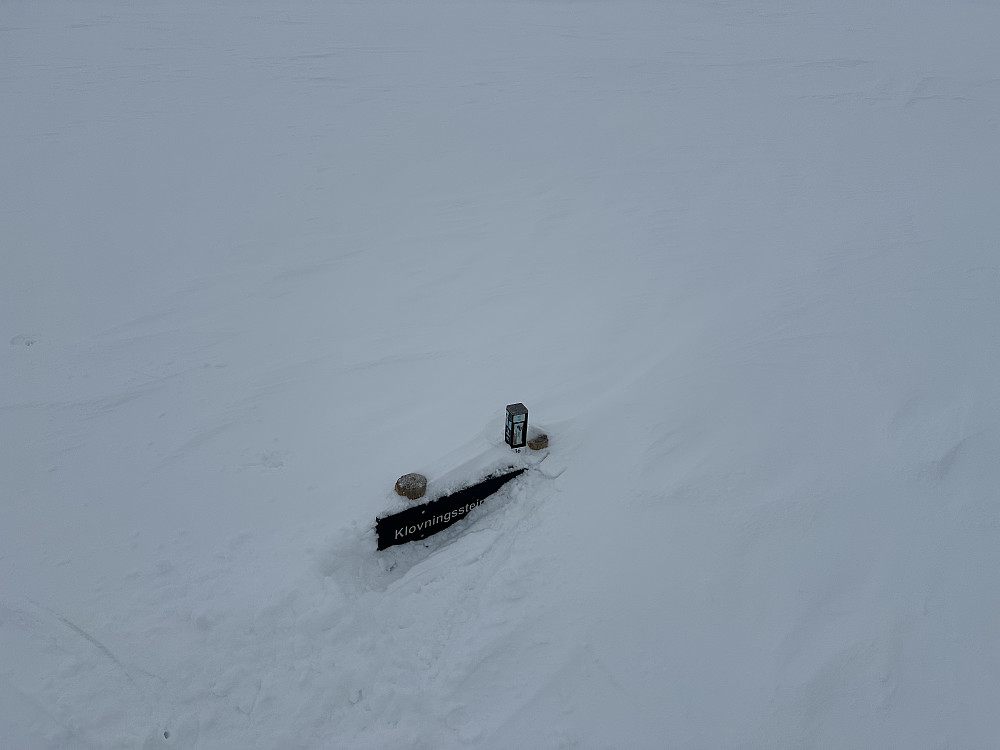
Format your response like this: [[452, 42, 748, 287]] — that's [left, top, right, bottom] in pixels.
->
[[376, 467, 526, 550]]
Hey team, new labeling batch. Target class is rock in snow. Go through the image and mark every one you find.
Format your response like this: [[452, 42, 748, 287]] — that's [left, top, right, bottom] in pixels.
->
[[394, 473, 428, 500]]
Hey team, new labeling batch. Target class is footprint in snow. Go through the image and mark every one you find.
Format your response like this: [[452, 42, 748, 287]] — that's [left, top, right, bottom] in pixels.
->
[[10, 334, 37, 347], [250, 450, 286, 470]]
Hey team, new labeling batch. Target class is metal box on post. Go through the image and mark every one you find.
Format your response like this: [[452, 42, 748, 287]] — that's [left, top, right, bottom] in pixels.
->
[[505, 403, 528, 449]]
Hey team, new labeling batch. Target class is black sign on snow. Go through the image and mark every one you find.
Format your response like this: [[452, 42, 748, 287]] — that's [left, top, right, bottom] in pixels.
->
[[505, 403, 528, 449], [376, 467, 526, 550]]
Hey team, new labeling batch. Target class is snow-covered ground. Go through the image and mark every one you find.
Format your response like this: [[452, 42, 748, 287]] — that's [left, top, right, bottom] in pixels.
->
[[3, 1, 999, 747]]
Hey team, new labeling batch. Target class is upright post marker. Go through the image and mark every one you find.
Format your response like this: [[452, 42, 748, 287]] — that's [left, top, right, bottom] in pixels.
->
[[505, 403, 528, 450]]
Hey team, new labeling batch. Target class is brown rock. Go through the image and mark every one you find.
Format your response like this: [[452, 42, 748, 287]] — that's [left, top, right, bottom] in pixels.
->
[[394, 473, 427, 500], [528, 434, 549, 451]]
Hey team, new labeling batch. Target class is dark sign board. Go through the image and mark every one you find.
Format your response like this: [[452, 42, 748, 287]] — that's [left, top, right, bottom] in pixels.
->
[[376, 467, 526, 550]]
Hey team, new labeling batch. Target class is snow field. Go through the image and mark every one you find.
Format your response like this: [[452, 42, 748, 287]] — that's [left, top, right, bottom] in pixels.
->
[[3, 0, 1000, 747]]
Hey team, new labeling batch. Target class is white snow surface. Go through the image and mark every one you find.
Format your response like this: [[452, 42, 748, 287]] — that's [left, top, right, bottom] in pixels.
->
[[3, 0, 1000, 747]]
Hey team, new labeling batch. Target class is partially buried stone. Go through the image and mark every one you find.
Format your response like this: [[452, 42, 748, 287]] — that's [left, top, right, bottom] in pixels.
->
[[528, 434, 549, 451], [394, 473, 427, 500]]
